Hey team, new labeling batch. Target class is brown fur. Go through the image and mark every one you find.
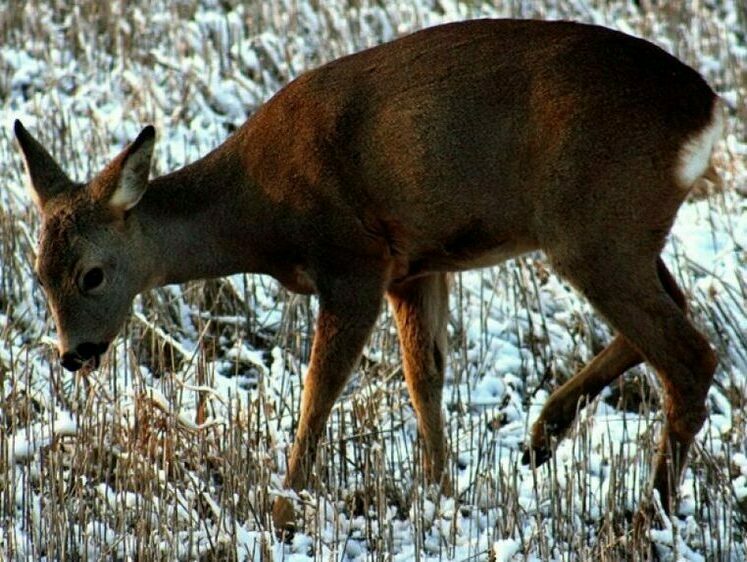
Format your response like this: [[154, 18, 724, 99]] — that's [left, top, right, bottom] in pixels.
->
[[16, 19, 721, 532]]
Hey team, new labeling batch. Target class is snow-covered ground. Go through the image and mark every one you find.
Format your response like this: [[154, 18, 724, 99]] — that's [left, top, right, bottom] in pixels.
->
[[0, 1, 745, 560]]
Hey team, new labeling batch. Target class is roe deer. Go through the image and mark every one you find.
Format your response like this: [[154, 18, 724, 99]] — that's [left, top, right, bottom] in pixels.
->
[[15, 19, 723, 533]]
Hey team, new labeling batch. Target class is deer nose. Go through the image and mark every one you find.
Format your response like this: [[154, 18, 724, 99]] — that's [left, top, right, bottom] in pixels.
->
[[60, 352, 83, 372], [59, 342, 109, 372]]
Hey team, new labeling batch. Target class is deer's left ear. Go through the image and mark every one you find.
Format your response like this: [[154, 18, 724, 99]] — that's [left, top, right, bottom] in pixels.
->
[[14, 120, 75, 211], [94, 125, 155, 212]]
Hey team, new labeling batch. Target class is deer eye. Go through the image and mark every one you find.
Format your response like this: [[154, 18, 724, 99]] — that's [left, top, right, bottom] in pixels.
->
[[80, 267, 104, 293]]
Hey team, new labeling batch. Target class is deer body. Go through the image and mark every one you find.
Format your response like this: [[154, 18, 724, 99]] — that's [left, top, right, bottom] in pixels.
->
[[17, 19, 722, 532]]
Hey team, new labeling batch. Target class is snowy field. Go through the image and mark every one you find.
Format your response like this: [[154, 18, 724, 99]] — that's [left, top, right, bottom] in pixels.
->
[[0, 1, 745, 560]]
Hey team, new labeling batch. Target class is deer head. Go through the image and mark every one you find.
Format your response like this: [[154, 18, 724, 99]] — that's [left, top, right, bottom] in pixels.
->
[[15, 121, 157, 371]]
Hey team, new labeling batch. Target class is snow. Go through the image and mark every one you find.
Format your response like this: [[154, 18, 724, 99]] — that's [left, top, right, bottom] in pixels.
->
[[493, 539, 522, 562]]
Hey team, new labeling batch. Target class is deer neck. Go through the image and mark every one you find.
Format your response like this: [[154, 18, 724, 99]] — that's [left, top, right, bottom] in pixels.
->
[[133, 142, 269, 288]]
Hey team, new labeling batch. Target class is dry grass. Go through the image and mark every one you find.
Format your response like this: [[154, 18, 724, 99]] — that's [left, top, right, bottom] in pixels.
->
[[0, 1, 745, 560]]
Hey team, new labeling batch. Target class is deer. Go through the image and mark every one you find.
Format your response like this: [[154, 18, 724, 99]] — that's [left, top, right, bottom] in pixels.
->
[[15, 19, 723, 534]]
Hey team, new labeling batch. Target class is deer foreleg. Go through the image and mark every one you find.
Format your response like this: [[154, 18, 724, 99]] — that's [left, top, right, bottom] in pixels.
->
[[273, 268, 384, 533]]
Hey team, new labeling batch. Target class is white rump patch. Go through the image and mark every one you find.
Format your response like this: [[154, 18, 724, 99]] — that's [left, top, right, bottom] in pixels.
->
[[676, 100, 724, 189]]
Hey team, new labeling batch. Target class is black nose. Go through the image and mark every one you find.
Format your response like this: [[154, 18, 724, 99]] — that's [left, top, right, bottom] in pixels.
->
[[59, 342, 109, 372], [76, 341, 109, 360], [60, 352, 83, 372]]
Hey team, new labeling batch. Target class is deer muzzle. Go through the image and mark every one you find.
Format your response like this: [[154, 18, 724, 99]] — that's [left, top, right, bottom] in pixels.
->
[[60, 341, 110, 372]]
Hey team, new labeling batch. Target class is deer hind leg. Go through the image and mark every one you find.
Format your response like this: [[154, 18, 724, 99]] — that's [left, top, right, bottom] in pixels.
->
[[524, 257, 688, 466], [387, 273, 451, 493], [548, 251, 715, 513], [523, 334, 641, 466], [272, 269, 384, 534]]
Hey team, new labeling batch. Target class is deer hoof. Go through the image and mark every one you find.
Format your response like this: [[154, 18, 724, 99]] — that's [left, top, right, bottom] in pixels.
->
[[272, 497, 297, 540], [521, 443, 552, 467], [522, 418, 563, 467]]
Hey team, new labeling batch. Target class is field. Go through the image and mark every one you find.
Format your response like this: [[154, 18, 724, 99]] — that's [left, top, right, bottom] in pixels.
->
[[0, 0, 745, 560]]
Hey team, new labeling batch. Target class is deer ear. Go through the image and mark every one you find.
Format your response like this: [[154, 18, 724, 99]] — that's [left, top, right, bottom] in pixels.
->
[[14, 120, 74, 211], [101, 125, 155, 212]]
